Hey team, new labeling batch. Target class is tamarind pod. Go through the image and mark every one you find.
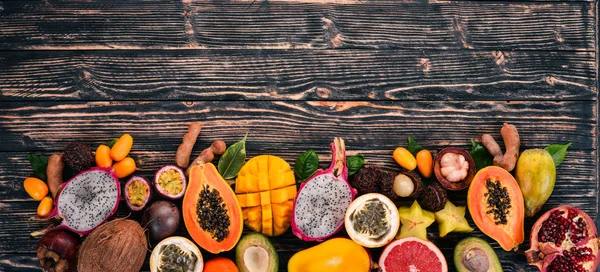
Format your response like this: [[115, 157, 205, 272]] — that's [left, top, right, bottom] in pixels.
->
[[189, 140, 227, 170], [47, 153, 64, 199], [482, 134, 503, 165], [499, 123, 520, 171], [175, 122, 202, 168]]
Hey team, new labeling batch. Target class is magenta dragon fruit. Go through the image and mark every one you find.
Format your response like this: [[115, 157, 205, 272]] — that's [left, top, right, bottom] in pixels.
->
[[35, 167, 120, 236], [291, 137, 357, 241]]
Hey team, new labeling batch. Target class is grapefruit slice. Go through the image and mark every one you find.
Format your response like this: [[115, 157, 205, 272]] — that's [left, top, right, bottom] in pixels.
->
[[379, 237, 448, 272]]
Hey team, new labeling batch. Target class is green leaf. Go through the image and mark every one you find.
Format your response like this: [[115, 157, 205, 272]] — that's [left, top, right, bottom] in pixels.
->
[[470, 139, 493, 171], [107, 138, 119, 148], [545, 142, 571, 167], [347, 154, 365, 176], [27, 154, 49, 181], [218, 133, 248, 179], [294, 150, 320, 181], [407, 137, 424, 156]]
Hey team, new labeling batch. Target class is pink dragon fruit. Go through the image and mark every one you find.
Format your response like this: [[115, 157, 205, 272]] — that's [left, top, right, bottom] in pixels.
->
[[35, 167, 120, 236], [291, 137, 357, 241]]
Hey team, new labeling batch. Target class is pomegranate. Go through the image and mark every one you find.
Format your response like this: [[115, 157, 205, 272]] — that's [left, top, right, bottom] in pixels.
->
[[526, 206, 600, 272]]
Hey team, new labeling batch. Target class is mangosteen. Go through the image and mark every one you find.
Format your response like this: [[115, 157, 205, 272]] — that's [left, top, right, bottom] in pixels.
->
[[434, 147, 476, 191]]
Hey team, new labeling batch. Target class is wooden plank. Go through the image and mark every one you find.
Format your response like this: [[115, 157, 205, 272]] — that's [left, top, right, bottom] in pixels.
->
[[192, 1, 596, 50], [0, 50, 595, 101], [0, 101, 596, 152], [0, 1, 594, 50]]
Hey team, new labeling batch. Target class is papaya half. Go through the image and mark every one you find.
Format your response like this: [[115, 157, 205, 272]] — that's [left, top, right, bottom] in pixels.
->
[[467, 166, 524, 251], [182, 163, 243, 254]]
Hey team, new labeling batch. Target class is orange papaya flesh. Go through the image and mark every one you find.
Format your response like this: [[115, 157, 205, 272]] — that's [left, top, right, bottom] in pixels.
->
[[468, 166, 525, 251], [236, 155, 296, 236], [182, 163, 243, 254]]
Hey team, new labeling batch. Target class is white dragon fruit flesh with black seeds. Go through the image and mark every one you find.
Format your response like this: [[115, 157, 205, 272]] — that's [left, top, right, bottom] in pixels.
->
[[291, 138, 357, 242], [39, 167, 120, 236]]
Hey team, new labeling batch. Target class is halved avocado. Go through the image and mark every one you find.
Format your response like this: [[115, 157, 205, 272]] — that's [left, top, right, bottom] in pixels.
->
[[235, 233, 278, 272], [454, 237, 503, 272]]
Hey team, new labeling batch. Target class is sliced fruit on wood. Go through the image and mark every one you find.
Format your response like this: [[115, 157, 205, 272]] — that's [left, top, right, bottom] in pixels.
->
[[468, 166, 524, 251], [182, 163, 243, 254], [236, 155, 296, 236]]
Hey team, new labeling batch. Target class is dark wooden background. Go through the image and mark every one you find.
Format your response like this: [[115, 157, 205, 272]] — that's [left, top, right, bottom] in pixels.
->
[[0, 0, 597, 271]]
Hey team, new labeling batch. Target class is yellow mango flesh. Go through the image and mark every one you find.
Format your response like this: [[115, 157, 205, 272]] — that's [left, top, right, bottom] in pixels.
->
[[236, 155, 296, 236], [288, 238, 371, 272]]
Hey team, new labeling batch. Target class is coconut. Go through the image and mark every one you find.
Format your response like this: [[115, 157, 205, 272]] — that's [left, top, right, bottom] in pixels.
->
[[77, 219, 147, 272]]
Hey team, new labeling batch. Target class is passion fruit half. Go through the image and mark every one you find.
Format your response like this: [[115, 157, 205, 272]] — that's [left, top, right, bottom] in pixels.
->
[[150, 236, 203, 272], [154, 165, 187, 199], [344, 193, 400, 248], [123, 176, 151, 212]]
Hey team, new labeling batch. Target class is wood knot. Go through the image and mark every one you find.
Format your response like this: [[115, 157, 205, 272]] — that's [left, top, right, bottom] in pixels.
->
[[554, 30, 564, 43], [315, 87, 330, 98], [184, 101, 195, 107], [492, 51, 508, 68], [419, 58, 431, 72], [545, 76, 557, 86], [321, 17, 344, 48]]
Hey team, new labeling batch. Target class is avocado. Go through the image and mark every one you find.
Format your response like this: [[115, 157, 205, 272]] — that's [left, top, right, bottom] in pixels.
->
[[236, 233, 278, 272], [454, 237, 503, 272]]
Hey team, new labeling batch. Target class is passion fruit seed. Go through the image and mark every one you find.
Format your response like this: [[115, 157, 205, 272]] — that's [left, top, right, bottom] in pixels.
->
[[352, 199, 389, 237], [127, 180, 149, 207], [462, 248, 490, 272], [159, 244, 199, 272], [483, 179, 511, 225], [159, 169, 184, 195], [196, 185, 230, 242]]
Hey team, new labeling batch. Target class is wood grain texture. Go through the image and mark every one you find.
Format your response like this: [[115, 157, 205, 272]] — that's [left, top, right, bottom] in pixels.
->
[[0, 50, 596, 101], [0, 100, 596, 152], [192, 1, 596, 50], [0, 1, 595, 50]]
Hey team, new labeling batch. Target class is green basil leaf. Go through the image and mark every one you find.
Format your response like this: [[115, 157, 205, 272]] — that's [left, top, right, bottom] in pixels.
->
[[107, 138, 119, 148], [27, 154, 49, 181], [218, 133, 248, 179], [347, 154, 365, 176], [470, 139, 493, 171], [407, 137, 424, 156], [544, 142, 571, 167], [294, 150, 319, 181]]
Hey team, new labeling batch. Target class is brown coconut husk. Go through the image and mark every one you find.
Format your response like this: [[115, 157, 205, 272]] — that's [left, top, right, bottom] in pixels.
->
[[77, 219, 147, 272]]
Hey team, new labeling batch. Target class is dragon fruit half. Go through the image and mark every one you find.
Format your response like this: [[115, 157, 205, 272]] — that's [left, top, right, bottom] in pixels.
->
[[291, 138, 357, 241], [35, 167, 120, 236]]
